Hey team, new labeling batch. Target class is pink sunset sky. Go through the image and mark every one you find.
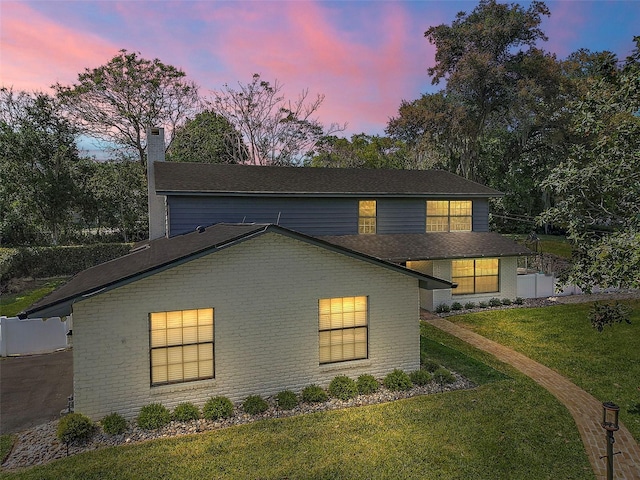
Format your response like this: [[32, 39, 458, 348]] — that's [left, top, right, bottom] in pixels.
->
[[1, 0, 639, 139]]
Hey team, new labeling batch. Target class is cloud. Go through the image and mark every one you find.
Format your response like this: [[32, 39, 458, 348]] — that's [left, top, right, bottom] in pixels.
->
[[0, 2, 117, 92]]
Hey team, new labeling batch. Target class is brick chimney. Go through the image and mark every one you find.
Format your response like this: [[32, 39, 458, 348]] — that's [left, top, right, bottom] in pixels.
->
[[147, 127, 167, 240]]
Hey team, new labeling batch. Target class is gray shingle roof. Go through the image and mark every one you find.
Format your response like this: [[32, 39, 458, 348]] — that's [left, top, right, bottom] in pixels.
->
[[154, 163, 503, 197], [23, 224, 453, 319], [317, 232, 532, 263]]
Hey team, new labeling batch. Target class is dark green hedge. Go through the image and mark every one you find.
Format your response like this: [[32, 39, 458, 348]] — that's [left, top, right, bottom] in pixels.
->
[[0, 244, 132, 280]]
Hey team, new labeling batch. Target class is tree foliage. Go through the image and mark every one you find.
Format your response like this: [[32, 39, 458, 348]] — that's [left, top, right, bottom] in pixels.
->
[[540, 37, 640, 290], [54, 49, 201, 168], [308, 134, 415, 169], [167, 110, 248, 164], [0, 88, 85, 245], [211, 74, 345, 166]]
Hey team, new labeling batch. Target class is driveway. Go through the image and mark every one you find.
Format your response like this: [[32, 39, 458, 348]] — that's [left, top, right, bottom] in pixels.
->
[[0, 349, 73, 434]]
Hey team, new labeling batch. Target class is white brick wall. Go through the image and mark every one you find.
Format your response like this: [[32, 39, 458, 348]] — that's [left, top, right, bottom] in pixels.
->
[[72, 232, 420, 420]]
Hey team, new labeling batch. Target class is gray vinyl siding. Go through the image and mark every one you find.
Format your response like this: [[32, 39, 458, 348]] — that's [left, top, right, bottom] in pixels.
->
[[377, 199, 425, 234], [168, 196, 358, 236], [168, 195, 491, 236], [472, 199, 490, 232]]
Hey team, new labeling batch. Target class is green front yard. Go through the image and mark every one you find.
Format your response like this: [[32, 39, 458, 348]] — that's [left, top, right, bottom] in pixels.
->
[[446, 300, 640, 442], [0, 318, 596, 479]]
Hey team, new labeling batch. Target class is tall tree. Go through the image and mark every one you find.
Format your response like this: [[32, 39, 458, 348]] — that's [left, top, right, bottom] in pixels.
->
[[0, 88, 84, 245], [421, 0, 551, 181], [167, 110, 248, 164], [540, 37, 640, 290], [210, 74, 346, 166], [54, 50, 201, 168]]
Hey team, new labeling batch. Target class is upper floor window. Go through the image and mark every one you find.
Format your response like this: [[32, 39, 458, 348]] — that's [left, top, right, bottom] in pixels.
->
[[150, 308, 214, 386], [426, 200, 472, 232], [319, 296, 368, 364], [358, 200, 376, 234], [451, 259, 499, 295]]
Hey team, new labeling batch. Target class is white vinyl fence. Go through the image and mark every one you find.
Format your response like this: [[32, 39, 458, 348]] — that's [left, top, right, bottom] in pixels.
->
[[0, 316, 71, 356]]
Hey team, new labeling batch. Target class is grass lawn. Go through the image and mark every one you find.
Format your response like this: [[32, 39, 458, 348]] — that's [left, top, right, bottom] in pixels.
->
[[0, 278, 68, 317], [0, 326, 593, 480], [0, 436, 13, 465], [509, 234, 573, 259], [446, 300, 640, 442]]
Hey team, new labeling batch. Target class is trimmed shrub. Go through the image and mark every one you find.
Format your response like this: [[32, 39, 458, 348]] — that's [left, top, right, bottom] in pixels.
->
[[173, 402, 200, 422], [1, 244, 132, 280], [57, 413, 95, 444], [409, 369, 433, 386], [137, 403, 171, 430], [101, 412, 127, 436], [302, 385, 328, 403], [433, 367, 456, 385], [203, 396, 234, 420], [328, 375, 358, 400], [243, 395, 269, 415], [464, 302, 476, 310], [276, 390, 298, 410], [383, 369, 413, 391], [501, 298, 512, 306], [421, 358, 441, 373], [435, 303, 450, 313], [450, 302, 463, 311], [489, 297, 502, 307], [478, 301, 489, 309], [356, 374, 379, 395], [514, 297, 524, 305]]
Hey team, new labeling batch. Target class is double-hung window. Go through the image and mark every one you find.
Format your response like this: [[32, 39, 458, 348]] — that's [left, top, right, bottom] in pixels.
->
[[319, 296, 368, 364], [149, 308, 214, 386], [426, 200, 472, 232], [358, 200, 376, 234], [451, 259, 499, 295]]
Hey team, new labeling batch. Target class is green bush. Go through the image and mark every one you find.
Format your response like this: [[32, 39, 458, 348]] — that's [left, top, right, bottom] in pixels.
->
[[409, 369, 433, 386], [478, 301, 489, 308], [502, 298, 512, 306], [301, 385, 328, 403], [137, 403, 171, 430], [464, 302, 476, 310], [589, 301, 632, 332], [421, 358, 441, 373], [435, 303, 450, 313], [383, 369, 413, 391], [451, 302, 463, 311], [1, 244, 132, 280], [101, 412, 127, 436], [57, 413, 95, 444], [328, 375, 359, 400], [243, 395, 269, 415], [276, 390, 298, 410], [515, 297, 524, 305], [203, 396, 234, 420], [433, 367, 456, 385], [489, 298, 502, 307], [173, 402, 200, 422], [356, 374, 379, 395]]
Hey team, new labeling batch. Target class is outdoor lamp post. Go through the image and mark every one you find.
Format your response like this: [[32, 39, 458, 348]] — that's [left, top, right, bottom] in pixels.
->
[[601, 401, 620, 480]]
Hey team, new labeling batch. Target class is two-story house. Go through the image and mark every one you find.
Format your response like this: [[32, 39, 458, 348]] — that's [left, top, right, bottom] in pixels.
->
[[22, 127, 528, 420], [148, 127, 529, 311]]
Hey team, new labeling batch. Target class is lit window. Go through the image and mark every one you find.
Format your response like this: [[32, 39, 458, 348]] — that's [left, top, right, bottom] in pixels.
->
[[426, 200, 472, 232], [319, 296, 368, 364], [150, 308, 214, 386], [358, 200, 376, 234], [451, 259, 499, 295]]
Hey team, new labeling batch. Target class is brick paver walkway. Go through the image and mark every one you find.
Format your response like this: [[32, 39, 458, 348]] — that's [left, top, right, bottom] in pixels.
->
[[424, 315, 640, 480]]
